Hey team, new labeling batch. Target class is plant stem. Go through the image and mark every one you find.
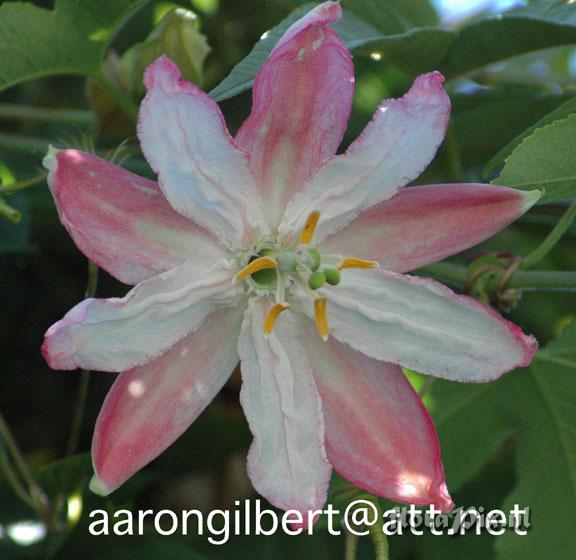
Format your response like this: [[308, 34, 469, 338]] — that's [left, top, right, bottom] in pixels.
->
[[421, 262, 576, 291], [0, 103, 94, 125], [521, 202, 576, 269], [65, 260, 98, 457], [0, 171, 48, 194], [420, 262, 476, 286], [443, 124, 464, 183], [0, 132, 50, 154], [0, 451, 36, 509], [368, 520, 389, 560], [0, 131, 149, 176], [65, 371, 92, 457], [345, 531, 359, 560], [85, 259, 99, 299], [0, 412, 50, 519], [43, 261, 99, 556], [508, 270, 576, 291], [0, 196, 21, 223]]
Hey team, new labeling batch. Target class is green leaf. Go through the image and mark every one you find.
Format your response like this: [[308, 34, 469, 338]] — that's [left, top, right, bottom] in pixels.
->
[[337, 0, 439, 35], [510, 0, 576, 26], [380, 0, 439, 28], [494, 113, 576, 203], [209, 4, 452, 102], [284, 0, 439, 31], [431, 320, 576, 560], [210, 3, 334, 102], [210, 2, 576, 104], [485, 96, 576, 176], [120, 7, 210, 94], [37, 453, 92, 500], [451, 88, 572, 168], [496, 323, 576, 560], [348, 27, 454, 75], [440, 16, 576, 79], [0, 0, 147, 92]]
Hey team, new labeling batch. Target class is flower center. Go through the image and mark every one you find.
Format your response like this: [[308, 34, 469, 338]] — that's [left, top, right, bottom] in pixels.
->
[[233, 211, 378, 340]]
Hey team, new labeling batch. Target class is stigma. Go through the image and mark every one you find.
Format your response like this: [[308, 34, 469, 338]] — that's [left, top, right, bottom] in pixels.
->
[[234, 210, 379, 340]]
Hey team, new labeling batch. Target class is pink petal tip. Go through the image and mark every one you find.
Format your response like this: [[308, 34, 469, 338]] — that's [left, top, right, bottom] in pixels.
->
[[143, 55, 183, 92], [275, 1, 342, 53], [41, 302, 90, 371], [410, 71, 448, 106]]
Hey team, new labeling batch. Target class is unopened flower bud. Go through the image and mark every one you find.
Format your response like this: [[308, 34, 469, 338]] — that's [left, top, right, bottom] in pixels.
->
[[121, 8, 210, 94], [308, 270, 326, 290], [324, 268, 341, 286]]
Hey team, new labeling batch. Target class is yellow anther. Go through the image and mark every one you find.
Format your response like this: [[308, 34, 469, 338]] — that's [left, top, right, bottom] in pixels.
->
[[264, 302, 291, 338], [234, 256, 277, 282], [314, 298, 329, 341], [299, 211, 320, 244], [337, 257, 379, 271]]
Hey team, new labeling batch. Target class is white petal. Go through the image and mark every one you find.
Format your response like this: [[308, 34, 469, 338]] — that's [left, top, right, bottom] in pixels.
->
[[238, 298, 331, 513], [43, 258, 242, 372], [138, 56, 267, 249], [44, 148, 226, 285], [315, 269, 536, 382], [279, 72, 450, 243]]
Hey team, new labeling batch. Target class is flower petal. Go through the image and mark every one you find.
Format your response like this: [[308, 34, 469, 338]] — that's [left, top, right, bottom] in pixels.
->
[[43, 148, 225, 285], [299, 320, 453, 511], [319, 184, 541, 273], [280, 72, 450, 243], [320, 269, 537, 381], [238, 299, 331, 514], [91, 305, 244, 495], [42, 258, 241, 372], [235, 1, 354, 229], [138, 56, 266, 249]]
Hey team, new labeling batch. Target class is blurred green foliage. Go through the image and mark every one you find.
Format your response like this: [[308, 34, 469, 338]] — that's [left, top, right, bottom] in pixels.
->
[[1, 1, 576, 559]]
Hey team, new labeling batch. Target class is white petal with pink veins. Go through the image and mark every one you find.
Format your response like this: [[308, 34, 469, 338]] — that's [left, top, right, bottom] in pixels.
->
[[44, 148, 226, 285], [316, 269, 537, 381], [298, 317, 454, 511], [280, 72, 450, 244], [91, 305, 244, 495], [43, 258, 241, 372], [238, 299, 331, 515], [138, 56, 266, 249], [319, 184, 540, 273], [235, 1, 354, 229]]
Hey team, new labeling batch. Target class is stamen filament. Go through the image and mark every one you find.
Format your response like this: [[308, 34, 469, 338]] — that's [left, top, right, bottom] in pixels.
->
[[337, 257, 379, 271], [321, 254, 343, 265], [234, 256, 277, 282], [293, 273, 318, 300], [264, 302, 291, 338], [314, 298, 329, 341], [276, 270, 286, 303], [299, 211, 320, 244]]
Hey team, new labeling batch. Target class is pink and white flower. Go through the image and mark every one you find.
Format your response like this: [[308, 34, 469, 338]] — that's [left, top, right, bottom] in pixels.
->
[[42, 1, 538, 515]]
